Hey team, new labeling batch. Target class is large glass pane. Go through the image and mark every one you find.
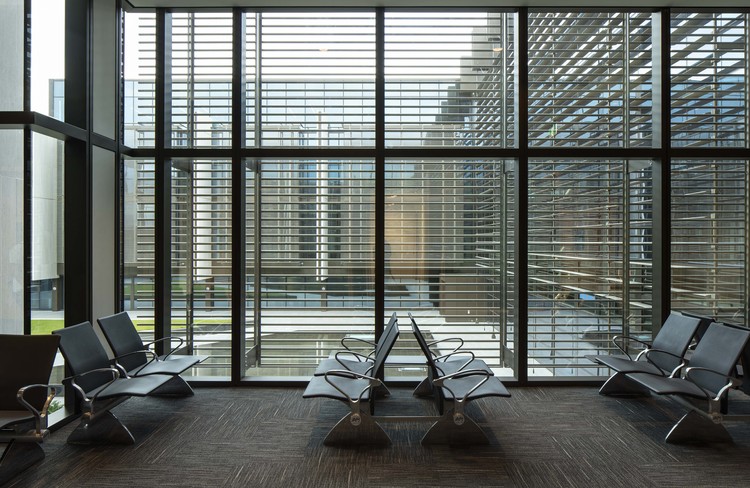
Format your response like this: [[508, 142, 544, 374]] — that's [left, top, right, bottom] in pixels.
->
[[171, 160, 232, 377], [528, 12, 654, 147], [671, 12, 748, 147], [254, 159, 375, 376], [0, 0, 24, 111], [30, 0, 65, 118], [122, 158, 155, 337], [124, 12, 156, 148], [0, 130, 24, 333], [385, 12, 515, 147], [30, 132, 65, 411], [385, 159, 515, 377], [672, 160, 747, 325], [171, 13, 232, 148], [260, 12, 376, 147], [528, 160, 653, 377]]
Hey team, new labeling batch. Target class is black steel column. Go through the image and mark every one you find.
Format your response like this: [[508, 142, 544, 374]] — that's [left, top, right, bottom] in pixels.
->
[[652, 9, 671, 329], [231, 9, 248, 383], [514, 8, 529, 384], [374, 8, 386, 377], [64, 0, 91, 328], [154, 9, 173, 355]]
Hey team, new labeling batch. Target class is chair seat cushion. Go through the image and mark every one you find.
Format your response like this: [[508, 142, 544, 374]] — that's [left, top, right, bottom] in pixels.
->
[[433, 358, 492, 377], [87, 374, 173, 400], [625, 372, 709, 399], [586, 354, 666, 375], [131, 355, 204, 376], [303, 374, 372, 403], [440, 375, 510, 401], [314, 358, 373, 377], [0, 411, 33, 430]]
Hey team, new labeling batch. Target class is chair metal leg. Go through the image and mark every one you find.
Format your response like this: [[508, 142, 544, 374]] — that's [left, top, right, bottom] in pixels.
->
[[151, 375, 195, 396], [421, 409, 490, 446], [413, 378, 434, 397], [67, 410, 135, 445], [322, 412, 391, 447], [0, 440, 45, 486], [598, 372, 652, 397], [665, 410, 733, 444]]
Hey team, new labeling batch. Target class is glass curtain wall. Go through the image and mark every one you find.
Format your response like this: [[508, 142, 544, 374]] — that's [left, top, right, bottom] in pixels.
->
[[119, 7, 750, 381]]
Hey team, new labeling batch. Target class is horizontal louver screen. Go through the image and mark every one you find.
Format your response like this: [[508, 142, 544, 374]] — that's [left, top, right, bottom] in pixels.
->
[[528, 161, 653, 376], [385, 159, 514, 371], [256, 160, 375, 373], [124, 12, 155, 148], [171, 13, 233, 148], [528, 12, 653, 147], [672, 160, 747, 325], [123, 159, 155, 334], [385, 12, 514, 147], [260, 13, 376, 147], [671, 13, 748, 147], [171, 160, 232, 375]]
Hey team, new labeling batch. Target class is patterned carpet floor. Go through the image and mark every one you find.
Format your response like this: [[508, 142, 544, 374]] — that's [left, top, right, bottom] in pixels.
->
[[5, 386, 750, 487]]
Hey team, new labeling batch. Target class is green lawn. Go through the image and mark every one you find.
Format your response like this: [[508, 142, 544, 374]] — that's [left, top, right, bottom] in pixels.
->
[[30, 317, 229, 335]]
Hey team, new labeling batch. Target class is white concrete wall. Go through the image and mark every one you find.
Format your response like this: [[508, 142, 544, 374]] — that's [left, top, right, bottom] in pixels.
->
[[0, 131, 24, 334]]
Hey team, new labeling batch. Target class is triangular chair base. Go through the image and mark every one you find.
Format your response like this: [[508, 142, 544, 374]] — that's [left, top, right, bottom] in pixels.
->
[[67, 410, 136, 445], [0, 440, 45, 486], [666, 410, 733, 444], [599, 372, 652, 397], [322, 412, 391, 446], [421, 409, 489, 445]]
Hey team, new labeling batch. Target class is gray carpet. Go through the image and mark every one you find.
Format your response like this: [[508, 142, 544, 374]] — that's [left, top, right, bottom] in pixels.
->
[[5, 386, 750, 487]]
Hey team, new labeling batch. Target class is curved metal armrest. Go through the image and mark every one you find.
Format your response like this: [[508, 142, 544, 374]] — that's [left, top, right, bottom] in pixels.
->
[[640, 347, 685, 376], [612, 334, 652, 359], [684, 366, 742, 401], [113, 349, 160, 375], [340, 336, 376, 353], [435, 350, 475, 363], [143, 336, 184, 359], [64, 367, 121, 404], [333, 350, 371, 366], [427, 336, 464, 354], [16, 384, 62, 433], [322, 369, 382, 404], [433, 368, 492, 403]]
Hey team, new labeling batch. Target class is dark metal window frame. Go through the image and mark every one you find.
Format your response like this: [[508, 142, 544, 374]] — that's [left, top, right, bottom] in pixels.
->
[[2, 4, 749, 389]]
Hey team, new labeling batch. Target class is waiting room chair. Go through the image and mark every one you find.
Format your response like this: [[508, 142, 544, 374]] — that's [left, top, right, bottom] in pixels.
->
[[586, 311, 707, 396], [97, 312, 206, 396], [0, 334, 60, 485], [53, 322, 173, 444]]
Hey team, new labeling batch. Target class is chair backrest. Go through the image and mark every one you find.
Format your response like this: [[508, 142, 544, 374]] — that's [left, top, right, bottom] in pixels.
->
[[688, 322, 750, 395], [97, 312, 148, 371], [408, 313, 441, 378], [53, 322, 114, 394], [370, 313, 400, 376], [373, 312, 398, 357], [648, 312, 705, 373], [0, 334, 60, 411]]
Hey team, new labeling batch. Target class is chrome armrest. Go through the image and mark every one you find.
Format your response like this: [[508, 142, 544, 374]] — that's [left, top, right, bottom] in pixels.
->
[[143, 336, 184, 359], [684, 366, 742, 403], [640, 348, 684, 376], [427, 336, 464, 354], [64, 367, 121, 406], [16, 384, 62, 435], [322, 369, 382, 405], [113, 349, 160, 375], [433, 369, 492, 414], [613, 334, 652, 360], [333, 350, 371, 367]]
